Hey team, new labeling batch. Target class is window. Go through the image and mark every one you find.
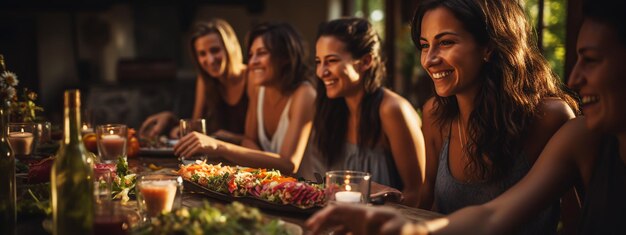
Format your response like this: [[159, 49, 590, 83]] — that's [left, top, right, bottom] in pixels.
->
[[524, 0, 567, 80]]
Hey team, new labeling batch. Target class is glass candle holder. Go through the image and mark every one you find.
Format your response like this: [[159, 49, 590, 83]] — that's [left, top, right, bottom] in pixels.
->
[[96, 124, 127, 164], [136, 174, 183, 218], [325, 170, 371, 204]]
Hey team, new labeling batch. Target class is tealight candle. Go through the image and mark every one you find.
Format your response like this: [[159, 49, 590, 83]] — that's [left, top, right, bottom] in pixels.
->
[[8, 131, 34, 156], [335, 191, 362, 203]]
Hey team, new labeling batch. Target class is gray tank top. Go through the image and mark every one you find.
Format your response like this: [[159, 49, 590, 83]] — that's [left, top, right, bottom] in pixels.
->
[[329, 143, 404, 190], [434, 133, 559, 234]]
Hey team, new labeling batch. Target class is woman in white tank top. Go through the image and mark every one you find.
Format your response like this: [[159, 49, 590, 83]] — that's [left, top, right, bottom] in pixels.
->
[[174, 22, 316, 175]]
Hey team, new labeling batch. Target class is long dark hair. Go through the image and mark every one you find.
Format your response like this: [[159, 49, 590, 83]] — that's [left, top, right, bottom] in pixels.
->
[[412, 0, 579, 180], [189, 19, 244, 119], [245, 22, 312, 95], [313, 18, 386, 163]]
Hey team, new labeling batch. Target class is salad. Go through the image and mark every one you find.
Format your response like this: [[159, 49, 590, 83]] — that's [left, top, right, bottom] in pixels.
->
[[178, 162, 325, 209], [132, 201, 292, 235]]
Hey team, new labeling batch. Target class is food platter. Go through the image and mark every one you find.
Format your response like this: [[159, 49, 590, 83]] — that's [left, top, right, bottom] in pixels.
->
[[178, 162, 326, 215], [184, 179, 322, 215]]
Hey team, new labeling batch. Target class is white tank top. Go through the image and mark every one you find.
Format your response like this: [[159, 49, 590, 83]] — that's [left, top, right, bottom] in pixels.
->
[[257, 86, 292, 153]]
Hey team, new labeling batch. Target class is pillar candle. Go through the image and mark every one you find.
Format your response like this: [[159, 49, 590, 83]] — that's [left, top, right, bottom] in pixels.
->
[[8, 132, 34, 156], [99, 135, 126, 162]]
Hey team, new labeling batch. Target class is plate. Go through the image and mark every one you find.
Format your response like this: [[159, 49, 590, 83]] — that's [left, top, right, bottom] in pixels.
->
[[138, 147, 174, 156], [184, 179, 322, 215]]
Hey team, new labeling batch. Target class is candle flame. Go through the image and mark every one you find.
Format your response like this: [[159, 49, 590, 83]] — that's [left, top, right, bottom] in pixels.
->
[[109, 129, 114, 135], [345, 184, 352, 191], [20, 128, 24, 132]]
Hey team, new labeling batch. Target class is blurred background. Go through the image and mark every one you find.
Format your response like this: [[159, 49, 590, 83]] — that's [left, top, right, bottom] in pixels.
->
[[0, 0, 581, 129]]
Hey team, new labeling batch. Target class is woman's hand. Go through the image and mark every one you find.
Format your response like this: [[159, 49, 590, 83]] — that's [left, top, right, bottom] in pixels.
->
[[306, 204, 409, 235], [139, 111, 176, 138], [173, 131, 221, 158]]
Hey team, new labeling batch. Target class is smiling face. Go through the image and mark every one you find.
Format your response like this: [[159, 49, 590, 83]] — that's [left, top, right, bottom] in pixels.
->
[[315, 36, 363, 98], [194, 33, 227, 78], [568, 19, 626, 133], [419, 6, 488, 98], [248, 36, 276, 86]]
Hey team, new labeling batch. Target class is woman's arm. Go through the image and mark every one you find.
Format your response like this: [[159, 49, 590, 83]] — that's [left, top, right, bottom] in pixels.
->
[[175, 83, 316, 174], [380, 89, 426, 206], [417, 98, 441, 209]]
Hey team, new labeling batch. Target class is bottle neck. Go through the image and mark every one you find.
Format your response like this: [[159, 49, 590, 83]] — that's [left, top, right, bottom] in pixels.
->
[[63, 90, 82, 144]]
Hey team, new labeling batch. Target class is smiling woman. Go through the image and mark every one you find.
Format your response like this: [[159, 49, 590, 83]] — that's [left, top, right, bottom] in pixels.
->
[[305, 0, 626, 234], [413, 0, 578, 233], [139, 19, 248, 143], [173, 22, 316, 176], [310, 18, 425, 207]]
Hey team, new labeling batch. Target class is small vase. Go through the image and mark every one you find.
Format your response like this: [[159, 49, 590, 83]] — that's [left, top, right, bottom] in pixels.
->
[[0, 100, 16, 235]]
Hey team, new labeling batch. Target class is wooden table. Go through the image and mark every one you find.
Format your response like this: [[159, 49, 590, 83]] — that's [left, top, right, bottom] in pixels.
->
[[16, 154, 442, 234], [134, 154, 443, 228]]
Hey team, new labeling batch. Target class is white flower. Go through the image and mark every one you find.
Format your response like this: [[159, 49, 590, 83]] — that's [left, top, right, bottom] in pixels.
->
[[1, 71, 18, 87]]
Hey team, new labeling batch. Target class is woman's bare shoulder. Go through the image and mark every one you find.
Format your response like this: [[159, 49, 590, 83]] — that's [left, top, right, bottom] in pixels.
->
[[380, 89, 414, 113], [538, 97, 576, 120], [379, 88, 421, 125]]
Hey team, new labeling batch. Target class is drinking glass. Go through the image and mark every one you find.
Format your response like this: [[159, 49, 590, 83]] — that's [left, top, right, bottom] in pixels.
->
[[96, 124, 127, 164], [8, 122, 37, 159], [178, 118, 207, 163], [135, 174, 183, 218], [94, 201, 132, 235], [34, 121, 52, 155], [325, 170, 371, 204], [93, 167, 112, 205]]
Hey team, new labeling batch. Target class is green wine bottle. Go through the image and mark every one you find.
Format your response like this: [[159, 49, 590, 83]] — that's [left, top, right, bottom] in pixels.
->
[[51, 90, 94, 235], [0, 54, 16, 235]]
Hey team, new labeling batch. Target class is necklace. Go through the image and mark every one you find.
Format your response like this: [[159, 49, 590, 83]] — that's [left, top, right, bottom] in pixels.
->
[[457, 116, 467, 151]]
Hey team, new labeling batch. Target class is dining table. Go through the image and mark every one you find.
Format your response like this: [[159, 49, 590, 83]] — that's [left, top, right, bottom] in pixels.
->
[[16, 152, 442, 234]]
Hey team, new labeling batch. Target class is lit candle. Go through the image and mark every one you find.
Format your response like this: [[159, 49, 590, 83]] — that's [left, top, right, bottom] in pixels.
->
[[139, 180, 177, 217], [335, 191, 363, 203], [8, 131, 34, 156], [81, 124, 93, 136], [99, 135, 126, 163]]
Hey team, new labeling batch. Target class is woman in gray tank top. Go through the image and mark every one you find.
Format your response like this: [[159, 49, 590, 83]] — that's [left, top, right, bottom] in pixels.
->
[[413, 0, 579, 234], [310, 18, 426, 206]]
